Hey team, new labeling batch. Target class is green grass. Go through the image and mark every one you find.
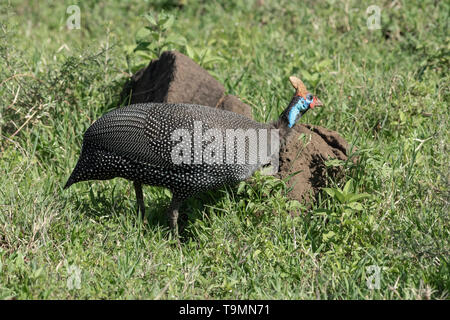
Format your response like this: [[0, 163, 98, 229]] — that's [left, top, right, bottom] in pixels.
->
[[0, 0, 448, 299]]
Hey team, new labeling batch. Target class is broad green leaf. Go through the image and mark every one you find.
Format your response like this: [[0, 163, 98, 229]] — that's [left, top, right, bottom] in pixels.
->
[[144, 13, 157, 26], [202, 55, 227, 66], [347, 193, 372, 203], [185, 44, 195, 59], [197, 48, 208, 61], [346, 202, 364, 211], [343, 179, 354, 194], [322, 231, 335, 242], [133, 42, 151, 52], [165, 34, 187, 46], [135, 27, 152, 43], [150, 32, 160, 42], [334, 189, 345, 203], [322, 187, 335, 198], [399, 110, 406, 123], [136, 51, 154, 60], [160, 14, 174, 30], [301, 70, 311, 80], [237, 181, 246, 195], [325, 159, 345, 167], [317, 58, 333, 70]]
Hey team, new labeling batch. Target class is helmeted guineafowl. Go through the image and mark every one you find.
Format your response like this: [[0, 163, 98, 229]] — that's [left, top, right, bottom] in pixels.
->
[[64, 76, 322, 233]]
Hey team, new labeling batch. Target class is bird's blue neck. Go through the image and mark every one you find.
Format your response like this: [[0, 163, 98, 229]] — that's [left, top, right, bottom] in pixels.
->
[[286, 96, 310, 128], [272, 95, 312, 147]]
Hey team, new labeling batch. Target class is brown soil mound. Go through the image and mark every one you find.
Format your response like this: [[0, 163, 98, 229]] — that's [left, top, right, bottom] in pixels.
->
[[122, 50, 352, 203], [121, 50, 252, 118], [277, 124, 351, 203]]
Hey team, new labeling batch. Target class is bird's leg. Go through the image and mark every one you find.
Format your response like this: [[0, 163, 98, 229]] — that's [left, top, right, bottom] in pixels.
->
[[166, 197, 182, 238], [133, 181, 146, 222]]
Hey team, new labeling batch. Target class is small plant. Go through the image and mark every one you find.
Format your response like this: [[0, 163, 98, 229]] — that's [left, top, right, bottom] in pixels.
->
[[316, 179, 372, 223], [236, 172, 303, 215], [127, 11, 226, 73], [126, 11, 187, 73], [313, 179, 375, 248], [184, 44, 227, 70]]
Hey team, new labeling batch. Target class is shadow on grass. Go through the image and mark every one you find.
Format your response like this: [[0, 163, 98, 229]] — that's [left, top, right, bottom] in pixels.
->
[[66, 181, 239, 242], [68, 184, 165, 229]]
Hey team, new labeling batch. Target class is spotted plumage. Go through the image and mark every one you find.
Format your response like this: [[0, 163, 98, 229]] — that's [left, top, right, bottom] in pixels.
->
[[64, 77, 322, 234]]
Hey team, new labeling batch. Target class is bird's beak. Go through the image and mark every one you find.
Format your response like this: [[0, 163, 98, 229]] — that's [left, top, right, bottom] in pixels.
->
[[310, 96, 323, 109]]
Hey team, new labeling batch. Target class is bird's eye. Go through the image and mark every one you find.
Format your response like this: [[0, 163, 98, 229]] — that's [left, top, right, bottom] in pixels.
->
[[306, 93, 313, 101]]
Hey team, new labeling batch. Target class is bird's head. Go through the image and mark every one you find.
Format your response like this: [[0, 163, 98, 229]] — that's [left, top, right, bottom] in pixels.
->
[[283, 76, 323, 128]]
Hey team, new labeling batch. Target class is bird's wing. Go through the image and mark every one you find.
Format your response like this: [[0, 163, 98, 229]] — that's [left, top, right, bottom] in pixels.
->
[[83, 104, 175, 168], [83, 103, 267, 168]]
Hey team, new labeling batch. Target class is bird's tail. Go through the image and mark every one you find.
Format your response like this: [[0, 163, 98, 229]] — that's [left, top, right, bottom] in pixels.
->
[[64, 159, 83, 189], [63, 175, 75, 189]]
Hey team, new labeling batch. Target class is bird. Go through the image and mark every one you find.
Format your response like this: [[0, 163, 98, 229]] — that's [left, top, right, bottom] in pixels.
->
[[64, 76, 322, 234]]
